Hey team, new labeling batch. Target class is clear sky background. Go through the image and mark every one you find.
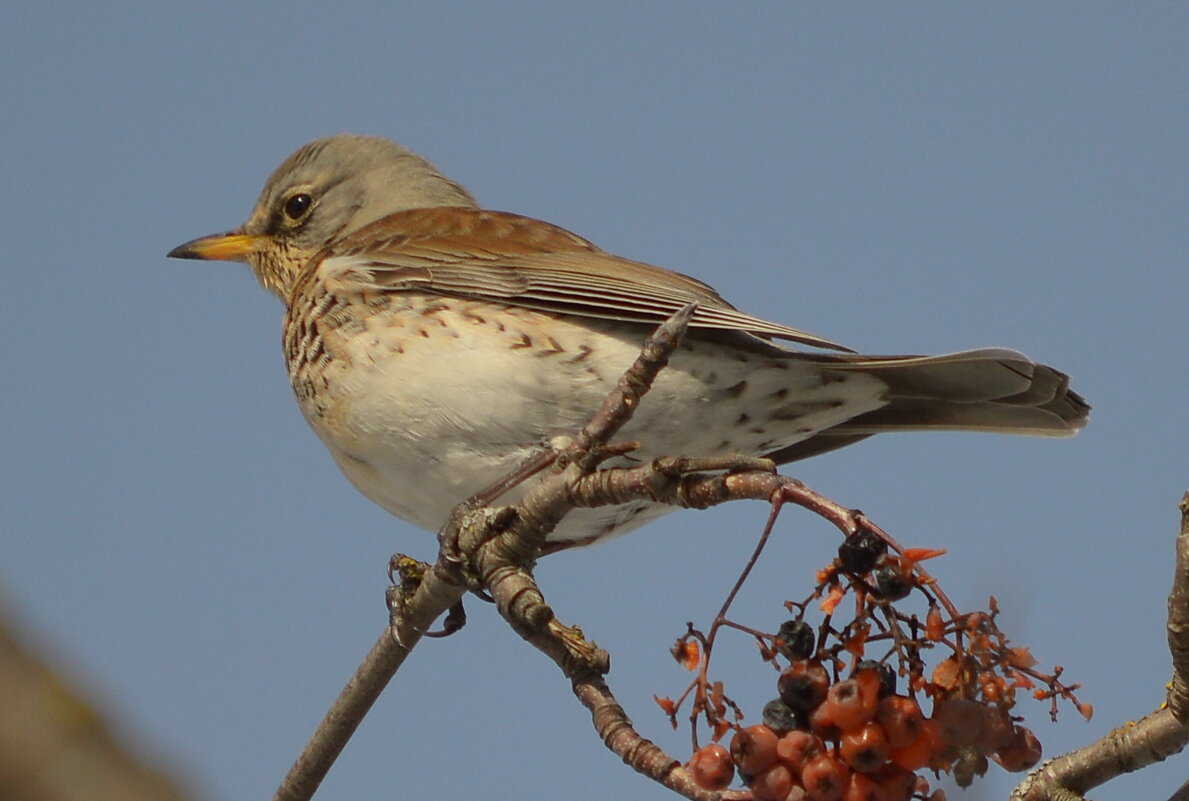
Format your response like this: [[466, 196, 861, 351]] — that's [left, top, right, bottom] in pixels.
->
[[2, 4, 1186, 801]]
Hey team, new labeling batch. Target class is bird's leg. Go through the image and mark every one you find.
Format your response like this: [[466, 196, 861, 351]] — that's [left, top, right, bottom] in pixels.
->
[[464, 447, 560, 507]]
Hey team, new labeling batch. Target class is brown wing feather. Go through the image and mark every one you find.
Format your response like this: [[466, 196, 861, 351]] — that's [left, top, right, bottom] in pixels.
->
[[321, 207, 851, 351]]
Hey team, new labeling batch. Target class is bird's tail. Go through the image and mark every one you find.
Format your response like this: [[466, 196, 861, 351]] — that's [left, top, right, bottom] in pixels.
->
[[766, 348, 1089, 464]]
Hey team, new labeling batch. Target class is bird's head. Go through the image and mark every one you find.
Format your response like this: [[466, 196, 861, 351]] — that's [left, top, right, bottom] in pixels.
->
[[167, 134, 476, 298]]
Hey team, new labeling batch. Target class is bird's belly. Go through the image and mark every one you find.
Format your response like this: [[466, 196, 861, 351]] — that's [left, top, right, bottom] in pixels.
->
[[292, 299, 887, 541]]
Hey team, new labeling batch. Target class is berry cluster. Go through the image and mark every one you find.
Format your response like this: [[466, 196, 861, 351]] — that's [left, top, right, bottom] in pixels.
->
[[688, 659, 1042, 800], [667, 527, 1086, 800]]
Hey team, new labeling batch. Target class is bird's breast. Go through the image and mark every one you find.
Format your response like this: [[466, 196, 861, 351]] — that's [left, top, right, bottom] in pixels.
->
[[281, 290, 887, 538]]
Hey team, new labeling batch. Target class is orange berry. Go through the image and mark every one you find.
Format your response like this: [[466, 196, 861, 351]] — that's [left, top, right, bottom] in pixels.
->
[[854, 660, 897, 698], [889, 719, 938, 771], [840, 722, 891, 773], [801, 754, 852, 801], [853, 668, 882, 709], [809, 699, 842, 740], [688, 743, 734, 790], [993, 725, 1042, 772], [779, 659, 831, 711], [777, 729, 825, 772], [872, 764, 916, 801], [823, 678, 877, 731], [751, 762, 795, 801], [730, 724, 780, 775], [877, 695, 924, 748], [842, 771, 888, 801]]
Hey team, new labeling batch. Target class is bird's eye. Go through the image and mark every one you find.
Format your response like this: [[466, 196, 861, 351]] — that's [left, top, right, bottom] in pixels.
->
[[283, 192, 313, 220]]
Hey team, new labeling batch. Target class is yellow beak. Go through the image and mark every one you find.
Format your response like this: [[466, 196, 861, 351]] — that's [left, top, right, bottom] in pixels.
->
[[167, 230, 265, 262]]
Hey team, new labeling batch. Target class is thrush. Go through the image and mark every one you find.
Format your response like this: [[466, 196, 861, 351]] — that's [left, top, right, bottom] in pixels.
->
[[168, 134, 1088, 547]]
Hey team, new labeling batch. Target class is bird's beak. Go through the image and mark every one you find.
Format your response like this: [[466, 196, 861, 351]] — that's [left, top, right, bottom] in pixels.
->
[[167, 230, 265, 262]]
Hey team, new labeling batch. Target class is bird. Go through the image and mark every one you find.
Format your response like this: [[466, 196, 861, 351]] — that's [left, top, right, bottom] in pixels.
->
[[168, 134, 1088, 549]]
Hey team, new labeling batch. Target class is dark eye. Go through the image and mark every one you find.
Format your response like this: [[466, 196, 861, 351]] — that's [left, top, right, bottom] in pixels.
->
[[283, 192, 312, 220]]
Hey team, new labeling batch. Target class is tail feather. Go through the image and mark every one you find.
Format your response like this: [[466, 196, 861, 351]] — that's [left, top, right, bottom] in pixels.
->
[[766, 348, 1089, 464]]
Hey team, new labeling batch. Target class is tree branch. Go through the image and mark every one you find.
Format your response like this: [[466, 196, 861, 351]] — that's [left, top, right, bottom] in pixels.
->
[[1010, 492, 1189, 801]]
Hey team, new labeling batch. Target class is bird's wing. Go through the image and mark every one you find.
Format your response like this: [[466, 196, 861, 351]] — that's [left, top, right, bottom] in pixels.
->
[[318, 207, 851, 351]]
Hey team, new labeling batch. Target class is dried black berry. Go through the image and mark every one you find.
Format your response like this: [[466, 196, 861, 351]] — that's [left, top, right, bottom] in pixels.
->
[[762, 698, 798, 732], [837, 529, 887, 574], [776, 619, 815, 661], [872, 560, 913, 601], [777, 660, 830, 711]]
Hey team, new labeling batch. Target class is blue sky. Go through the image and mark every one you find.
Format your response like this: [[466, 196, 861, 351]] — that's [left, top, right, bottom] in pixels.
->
[[2, 4, 1186, 800]]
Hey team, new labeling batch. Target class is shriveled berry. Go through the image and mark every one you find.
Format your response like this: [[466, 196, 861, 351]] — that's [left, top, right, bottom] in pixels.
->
[[730, 724, 780, 775], [840, 722, 891, 773], [952, 746, 988, 788], [993, 725, 1042, 772], [688, 743, 734, 790], [779, 659, 831, 711], [876, 695, 924, 748], [777, 729, 825, 772], [974, 706, 1015, 754], [763, 698, 798, 732], [838, 529, 887, 574], [934, 698, 985, 747], [801, 753, 852, 801], [777, 619, 816, 661], [822, 678, 878, 731], [751, 762, 795, 801]]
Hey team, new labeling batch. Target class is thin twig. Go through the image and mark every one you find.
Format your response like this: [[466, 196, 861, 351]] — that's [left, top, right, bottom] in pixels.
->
[[270, 553, 466, 801]]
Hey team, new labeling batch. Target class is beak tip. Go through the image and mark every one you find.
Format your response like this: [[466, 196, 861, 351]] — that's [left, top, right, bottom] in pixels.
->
[[165, 231, 259, 262]]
